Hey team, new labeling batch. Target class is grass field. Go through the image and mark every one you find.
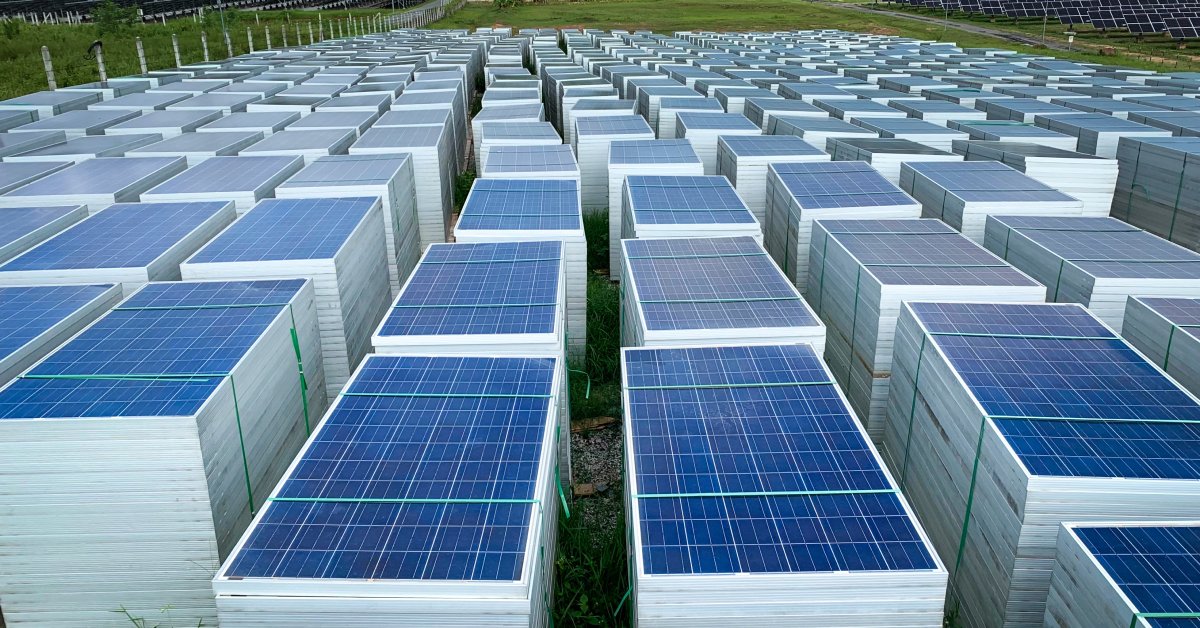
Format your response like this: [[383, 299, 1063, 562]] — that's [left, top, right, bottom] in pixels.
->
[[0, 7, 397, 98]]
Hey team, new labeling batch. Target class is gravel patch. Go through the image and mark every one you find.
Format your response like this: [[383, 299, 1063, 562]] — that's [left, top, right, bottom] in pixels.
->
[[569, 421, 624, 532]]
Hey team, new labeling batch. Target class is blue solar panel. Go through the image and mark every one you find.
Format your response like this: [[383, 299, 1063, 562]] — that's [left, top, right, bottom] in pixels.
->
[[906, 161, 1077, 203], [1137, 298, 1200, 340], [575, 115, 652, 136], [676, 111, 759, 131], [610, 139, 701, 165], [719, 135, 825, 157], [223, 354, 554, 581], [378, 241, 561, 337], [144, 155, 301, 195], [0, 201, 231, 271], [0, 284, 115, 360], [457, 179, 581, 231], [0, 280, 304, 419], [771, 162, 914, 210], [626, 175, 754, 225], [907, 302, 1200, 479], [625, 344, 937, 575], [993, 216, 1200, 279], [188, 197, 377, 263], [3, 157, 184, 197], [625, 236, 816, 331], [0, 205, 81, 251], [1072, 525, 1200, 627]]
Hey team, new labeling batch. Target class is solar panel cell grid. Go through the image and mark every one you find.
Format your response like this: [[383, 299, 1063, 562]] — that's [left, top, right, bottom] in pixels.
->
[[458, 179, 581, 231], [0, 284, 115, 358], [771, 162, 914, 209], [188, 197, 377, 263], [1073, 525, 1200, 623]]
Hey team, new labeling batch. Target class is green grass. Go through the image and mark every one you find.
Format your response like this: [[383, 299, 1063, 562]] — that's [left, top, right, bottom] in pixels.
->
[[554, 505, 630, 627], [0, 7, 399, 99], [432, 0, 1191, 72]]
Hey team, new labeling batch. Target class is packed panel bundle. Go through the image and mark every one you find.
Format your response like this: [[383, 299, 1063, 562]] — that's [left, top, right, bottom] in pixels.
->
[[891, 98, 987, 126], [715, 135, 829, 225], [764, 160, 920, 291], [850, 117, 968, 152], [0, 279, 325, 627], [274, 153, 420, 298], [481, 145, 581, 184], [182, 197, 391, 395], [655, 97, 721, 140], [948, 120, 1080, 151], [477, 121, 562, 173], [619, 174, 761, 253], [900, 160, 1085, 242], [829, 137, 962, 184], [672, 111, 761, 174], [0, 200, 235, 295], [4, 134, 165, 163], [1112, 136, 1200, 251], [983, 215, 1200, 331], [103, 110, 221, 138], [808, 218, 1045, 442], [214, 353, 564, 628], [767, 115, 875, 150], [952, 140, 1118, 216], [1045, 522, 1200, 628], [0, 161, 71, 194], [0, 204, 87, 262], [743, 97, 825, 131], [621, 236, 824, 350], [350, 125, 455, 247], [195, 111, 300, 136], [975, 98, 1079, 123], [882, 301, 1200, 628], [1034, 113, 1172, 158], [453, 178, 587, 360], [1128, 110, 1200, 137], [1123, 296, 1200, 402], [239, 128, 356, 164], [8, 109, 138, 139], [0, 156, 187, 213], [128, 131, 264, 165], [574, 115, 654, 214], [140, 155, 304, 214], [606, 139, 705, 275], [0, 283, 121, 385], [635, 85, 700, 133], [623, 343, 947, 627]]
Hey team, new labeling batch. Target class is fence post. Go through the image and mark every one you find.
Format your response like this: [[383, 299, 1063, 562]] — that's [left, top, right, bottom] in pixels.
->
[[171, 33, 181, 66], [265, 26, 271, 49], [223, 29, 233, 58], [201, 30, 209, 61], [94, 42, 107, 81], [318, 18, 324, 40], [135, 36, 147, 74], [281, 24, 288, 47], [246, 27, 253, 52], [294, 23, 300, 44], [40, 45, 55, 89], [308, 22, 313, 44]]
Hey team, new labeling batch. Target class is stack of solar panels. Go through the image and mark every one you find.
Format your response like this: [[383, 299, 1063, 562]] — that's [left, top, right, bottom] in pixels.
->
[[983, 215, 1200, 331], [274, 153, 420, 298], [673, 111, 760, 175], [141, 155, 304, 214], [768, 115, 875, 151], [829, 138, 962, 184], [623, 343, 946, 627], [948, 120, 1080, 151], [214, 353, 563, 628], [900, 160, 1085, 242], [764, 161, 920, 291], [655, 97, 721, 140], [850, 117, 967, 152], [620, 173, 760, 248], [371, 240, 570, 480], [0, 156, 186, 213], [743, 97, 825, 131], [239, 128, 356, 164], [574, 115, 654, 214], [0, 283, 120, 385], [482, 145, 581, 187], [182, 197, 390, 395], [453, 179, 587, 361], [0, 204, 87, 262], [0, 200, 234, 295], [606, 139, 704, 274], [477, 121, 562, 172], [1123, 296, 1200, 399], [809, 219, 1045, 442], [620, 237, 824, 349], [952, 140, 1118, 216], [1034, 113, 1172, 158], [127, 131, 263, 165], [0, 279, 325, 628], [1046, 522, 1200, 628], [350, 125, 455, 248], [567, 99, 637, 148], [715, 135, 829, 225], [891, 98, 986, 126], [103, 110, 219, 139], [882, 301, 1200, 628], [1127, 110, 1200, 137], [1112, 136, 1200, 251]]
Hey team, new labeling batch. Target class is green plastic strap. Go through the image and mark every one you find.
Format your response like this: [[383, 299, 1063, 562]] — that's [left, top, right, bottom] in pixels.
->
[[26, 371, 258, 515], [626, 380, 833, 391], [285, 308, 311, 435], [638, 296, 801, 304], [899, 333, 928, 490], [615, 587, 633, 617], [390, 302, 558, 308], [556, 469, 571, 519], [845, 266, 863, 385], [568, 368, 591, 399], [635, 488, 897, 499], [268, 496, 540, 504], [950, 411, 989, 593], [1130, 612, 1200, 628], [340, 391, 552, 399], [813, 228, 832, 312]]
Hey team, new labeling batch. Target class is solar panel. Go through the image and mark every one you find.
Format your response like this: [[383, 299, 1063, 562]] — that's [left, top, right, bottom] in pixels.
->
[[352, 126, 443, 149], [142, 155, 302, 194], [223, 354, 555, 581], [907, 301, 1200, 479], [770, 161, 914, 209], [624, 343, 938, 574], [377, 241, 562, 337], [3, 157, 183, 197], [675, 111, 761, 131], [576, 115, 653, 135], [0, 279, 306, 419], [903, 160, 1077, 203], [0, 201, 230, 271], [188, 198, 378, 263], [458, 179, 581, 231], [1068, 524, 1200, 624], [718, 135, 826, 157], [484, 145, 578, 173], [0, 284, 116, 361], [610, 139, 701, 164], [625, 175, 755, 225]]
